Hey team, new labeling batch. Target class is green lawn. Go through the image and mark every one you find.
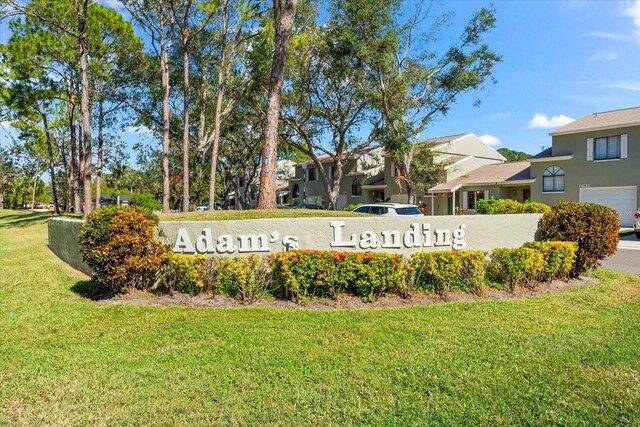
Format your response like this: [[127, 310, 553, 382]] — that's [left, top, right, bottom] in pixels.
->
[[1, 209, 639, 426]]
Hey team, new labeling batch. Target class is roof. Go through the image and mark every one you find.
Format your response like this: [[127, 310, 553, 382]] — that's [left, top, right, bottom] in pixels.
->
[[416, 133, 468, 149], [299, 145, 382, 165], [550, 106, 640, 135], [529, 147, 552, 159], [429, 161, 532, 192]]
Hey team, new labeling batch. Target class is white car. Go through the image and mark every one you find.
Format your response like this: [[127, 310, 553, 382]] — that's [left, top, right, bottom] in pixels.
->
[[352, 203, 424, 217]]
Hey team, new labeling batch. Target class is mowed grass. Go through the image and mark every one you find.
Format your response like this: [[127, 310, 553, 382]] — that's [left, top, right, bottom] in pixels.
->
[[1, 209, 639, 426]]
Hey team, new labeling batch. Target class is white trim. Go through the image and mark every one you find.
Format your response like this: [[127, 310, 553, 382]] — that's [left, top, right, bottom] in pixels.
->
[[593, 158, 621, 163], [621, 134, 628, 158], [462, 191, 468, 209], [528, 155, 573, 163], [586, 138, 593, 162]]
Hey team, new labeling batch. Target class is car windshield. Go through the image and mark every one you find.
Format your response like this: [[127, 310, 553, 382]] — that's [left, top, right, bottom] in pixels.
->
[[396, 207, 422, 215]]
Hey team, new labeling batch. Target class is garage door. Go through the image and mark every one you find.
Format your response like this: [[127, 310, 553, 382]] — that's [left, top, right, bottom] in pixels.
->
[[579, 186, 637, 227]]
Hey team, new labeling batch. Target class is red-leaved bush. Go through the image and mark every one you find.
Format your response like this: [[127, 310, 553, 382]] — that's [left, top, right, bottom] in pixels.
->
[[79, 206, 167, 292], [538, 202, 619, 277]]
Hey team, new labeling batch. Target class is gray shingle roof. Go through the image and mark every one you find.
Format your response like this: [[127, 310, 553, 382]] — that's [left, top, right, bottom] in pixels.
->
[[430, 161, 532, 192], [550, 106, 640, 135]]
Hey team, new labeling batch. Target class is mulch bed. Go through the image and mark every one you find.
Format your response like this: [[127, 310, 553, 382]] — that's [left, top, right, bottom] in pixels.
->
[[104, 276, 600, 310]]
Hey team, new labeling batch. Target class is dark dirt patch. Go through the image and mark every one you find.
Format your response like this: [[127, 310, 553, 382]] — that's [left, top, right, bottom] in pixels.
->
[[104, 276, 600, 310]]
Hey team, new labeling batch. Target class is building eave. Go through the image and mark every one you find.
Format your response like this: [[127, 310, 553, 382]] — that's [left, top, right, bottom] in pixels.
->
[[549, 122, 640, 136], [528, 155, 573, 163]]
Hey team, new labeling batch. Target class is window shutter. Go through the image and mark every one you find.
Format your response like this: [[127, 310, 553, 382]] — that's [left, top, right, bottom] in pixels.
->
[[462, 191, 468, 209], [484, 190, 490, 200], [621, 134, 628, 158], [586, 138, 593, 161]]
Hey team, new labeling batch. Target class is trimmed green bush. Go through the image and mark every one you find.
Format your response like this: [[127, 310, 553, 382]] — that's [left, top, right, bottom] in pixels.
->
[[157, 253, 207, 294], [476, 197, 550, 214], [523, 241, 577, 282], [78, 206, 168, 292], [411, 250, 487, 298], [488, 247, 544, 292], [538, 202, 619, 277], [411, 251, 461, 298], [269, 250, 405, 302], [128, 193, 162, 212], [353, 252, 406, 302]]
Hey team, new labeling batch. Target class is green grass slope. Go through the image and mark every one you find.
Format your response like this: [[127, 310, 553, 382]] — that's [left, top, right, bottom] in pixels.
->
[[1, 209, 639, 426]]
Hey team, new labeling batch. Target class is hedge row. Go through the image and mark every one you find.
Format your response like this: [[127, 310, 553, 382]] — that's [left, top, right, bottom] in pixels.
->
[[475, 198, 550, 214], [153, 242, 576, 302], [79, 202, 617, 301]]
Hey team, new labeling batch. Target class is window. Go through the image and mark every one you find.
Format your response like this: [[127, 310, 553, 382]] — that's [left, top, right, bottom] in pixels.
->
[[353, 206, 369, 213], [328, 164, 336, 180], [523, 189, 531, 202], [238, 177, 245, 188], [308, 167, 317, 182], [369, 206, 387, 215], [292, 184, 299, 199], [352, 178, 362, 196], [543, 166, 564, 192], [250, 186, 257, 200], [594, 136, 620, 160], [467, 190, 485, 210]]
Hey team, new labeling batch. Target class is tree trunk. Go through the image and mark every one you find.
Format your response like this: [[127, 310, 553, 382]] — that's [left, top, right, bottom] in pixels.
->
[[95, 102, 104, 210], [208, 6, 230, 211], [181, 34, 190, 212], [160, 35, 171, 213], [41, 103, 60, 215], [257, 0, 299, 209], [68, 100, 81, 213], [78, 4, 92, 219]]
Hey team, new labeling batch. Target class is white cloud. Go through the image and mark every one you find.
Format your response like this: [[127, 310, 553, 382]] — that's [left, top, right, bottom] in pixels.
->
[[478, 134, 501, 146], [125, 125, 154, 136], [486, 112, 511, 120], [584, 31, 626, 40], [591, 51, 619, 61], [624, 0, 640, 40], [604, 80, 640, 91], [528, 113, 574, 129]]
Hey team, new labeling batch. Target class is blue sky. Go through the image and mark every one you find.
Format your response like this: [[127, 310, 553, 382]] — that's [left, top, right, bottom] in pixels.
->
[[424, 0, 640, 155], [2, 0, 640, 159]]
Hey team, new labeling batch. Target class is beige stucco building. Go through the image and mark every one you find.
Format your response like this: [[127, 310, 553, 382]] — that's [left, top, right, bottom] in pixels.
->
[[528, 106, 639, 226]]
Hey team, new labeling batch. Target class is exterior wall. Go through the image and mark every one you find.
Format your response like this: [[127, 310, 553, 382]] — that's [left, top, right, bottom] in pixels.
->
[[288, 150, 385, 209], [531, 125, 640, 208], [48, 218, 92, 276], [384, 135, 505, 203]]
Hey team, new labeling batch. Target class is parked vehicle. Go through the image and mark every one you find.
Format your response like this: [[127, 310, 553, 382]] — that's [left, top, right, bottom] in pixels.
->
[[634, 209, 640, 239], [352, 203, 424, 217]]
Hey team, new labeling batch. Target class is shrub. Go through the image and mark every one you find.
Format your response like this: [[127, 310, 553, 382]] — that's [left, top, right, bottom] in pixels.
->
[[487, 247, 544, 292], [79, 206, 168, 293], [157, 253, 207, 294], [270, 250, 330, 301], [522, 241, 577, 282], [538, 202, 619, 277], [270, 250, 405, 302], [475, 197, 549, 214], [521, 201, 551, 214], [456, 251, 487, 295], [342, 203, 362, 212], [352, 252, 406, 302], [411, 251, 461, 298], [128, 193, 162, 212]]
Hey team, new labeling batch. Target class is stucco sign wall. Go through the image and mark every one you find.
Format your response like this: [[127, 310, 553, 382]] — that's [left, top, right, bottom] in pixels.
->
[[159, 214, 542, 256], [48, 214, 543, 274]]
